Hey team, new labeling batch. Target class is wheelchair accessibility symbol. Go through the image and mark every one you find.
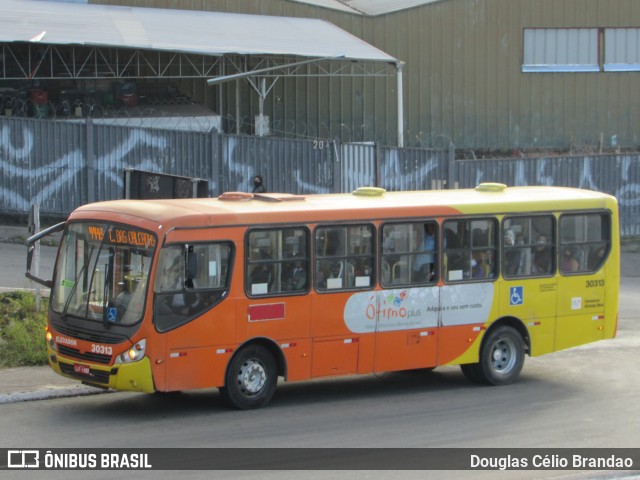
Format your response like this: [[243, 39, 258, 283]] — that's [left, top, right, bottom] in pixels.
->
[[510, 286, 524, 306], [107, 307, 118, 323]]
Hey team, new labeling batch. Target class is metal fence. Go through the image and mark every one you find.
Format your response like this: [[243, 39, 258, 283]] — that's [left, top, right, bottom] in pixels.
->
[[1, 117, 639, 236]]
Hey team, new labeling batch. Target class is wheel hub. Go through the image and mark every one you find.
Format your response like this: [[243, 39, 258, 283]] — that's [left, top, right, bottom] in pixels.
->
[[239, 360, 266, 394], [491, 339, 515, 373]]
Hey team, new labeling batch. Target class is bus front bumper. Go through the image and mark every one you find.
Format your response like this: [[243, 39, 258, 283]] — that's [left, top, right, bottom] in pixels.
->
[[48, 350, 156, 394]]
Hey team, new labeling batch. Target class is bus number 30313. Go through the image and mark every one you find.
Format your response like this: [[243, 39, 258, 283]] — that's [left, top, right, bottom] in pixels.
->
[[91, 344, 113, 355]]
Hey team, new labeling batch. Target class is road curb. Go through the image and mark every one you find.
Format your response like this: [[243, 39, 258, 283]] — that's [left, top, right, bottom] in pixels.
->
[[0, 386, 111, 405]]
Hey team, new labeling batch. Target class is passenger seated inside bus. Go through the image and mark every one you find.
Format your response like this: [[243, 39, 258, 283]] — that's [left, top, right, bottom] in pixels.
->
[[249, 263, 274, 294], [157, 256, 200, 315], [588, 245, 607, 271], [352, 259, 372, 287], [561, 247, 580, 272], [283, 259, 306, 291], [317, 260, 344, 289]]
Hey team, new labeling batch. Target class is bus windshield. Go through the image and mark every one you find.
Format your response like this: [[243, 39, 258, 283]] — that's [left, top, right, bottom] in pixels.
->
[[51, 222, 156, 327]]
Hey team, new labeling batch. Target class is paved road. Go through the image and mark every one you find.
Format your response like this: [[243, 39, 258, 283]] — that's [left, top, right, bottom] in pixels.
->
[[0, 243, 56, 291]]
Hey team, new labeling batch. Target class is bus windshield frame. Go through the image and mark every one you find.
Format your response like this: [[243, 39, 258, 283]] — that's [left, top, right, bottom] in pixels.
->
[[50, 222, 157, 328]]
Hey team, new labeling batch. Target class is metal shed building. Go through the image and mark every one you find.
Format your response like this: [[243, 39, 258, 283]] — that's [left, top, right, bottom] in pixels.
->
[[4, 0, 640, 152]]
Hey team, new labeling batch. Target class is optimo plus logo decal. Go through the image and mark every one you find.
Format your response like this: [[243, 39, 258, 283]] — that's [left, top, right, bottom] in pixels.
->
[[344, 288, 440, 333], [344, 284, 494, 333]]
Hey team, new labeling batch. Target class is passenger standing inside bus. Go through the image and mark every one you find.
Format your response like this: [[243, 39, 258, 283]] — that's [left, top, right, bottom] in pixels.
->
[[413, 223, 436, 281], [503, 229, 521, 276], [471, 251, 486, 278], [252, 175, 266, 193], [532, 235, 551, 274], [287, 260, 307, 290]]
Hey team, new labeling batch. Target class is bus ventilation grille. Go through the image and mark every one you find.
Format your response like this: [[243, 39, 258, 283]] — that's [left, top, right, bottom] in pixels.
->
[[58, 345, 112, 365]]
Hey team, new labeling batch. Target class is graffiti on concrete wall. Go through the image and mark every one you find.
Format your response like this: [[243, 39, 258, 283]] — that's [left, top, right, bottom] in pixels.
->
[[220, 135, 335, 195], [1, 124, 83, 212]]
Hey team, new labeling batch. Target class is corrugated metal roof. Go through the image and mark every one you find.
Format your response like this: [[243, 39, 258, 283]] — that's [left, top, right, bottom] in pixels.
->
[[0, 0, 397, 62], [287, 0, 360, 14], [289, 0, 445, 16]]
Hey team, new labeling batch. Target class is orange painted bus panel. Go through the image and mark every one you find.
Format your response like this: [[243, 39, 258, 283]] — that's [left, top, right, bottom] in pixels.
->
[[310, 293, 357, 337], [355, 334, 376, 374], [373, 329, 437, 372], [159, 300, 238, 390], [237, 296, 311, 343], [311, 337, 359, 377], [280, 338, 312, 382], [165, 345, 222, 391], [438, 324, 484, 365]]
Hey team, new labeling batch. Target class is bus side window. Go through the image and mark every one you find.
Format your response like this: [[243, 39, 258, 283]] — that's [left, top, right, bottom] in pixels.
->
[[444, 218, 497, 282], [246, 227, 310, 296], [381, 221, 438, 287], [154, 242, 232, 332], [315, 224, 374, 292], [560, 213, 610, 274], [503, 215, 555, 278]]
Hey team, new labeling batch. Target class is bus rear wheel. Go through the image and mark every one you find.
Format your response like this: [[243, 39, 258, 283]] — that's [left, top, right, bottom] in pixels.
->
[[220, 345, 277, 409], [461, 325, 524, 386]]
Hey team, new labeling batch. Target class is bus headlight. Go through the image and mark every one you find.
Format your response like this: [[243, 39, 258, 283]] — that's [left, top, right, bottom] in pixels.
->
[[116, 339, 146, 364], [45, 330, 57, 352]]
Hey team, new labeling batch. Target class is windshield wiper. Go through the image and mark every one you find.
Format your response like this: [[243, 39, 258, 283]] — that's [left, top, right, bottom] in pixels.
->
[[60, 247, 94, 322], [102, 260, 113, 329]]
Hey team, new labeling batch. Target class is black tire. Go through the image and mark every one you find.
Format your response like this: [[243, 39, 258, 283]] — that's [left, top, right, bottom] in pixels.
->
[[460, 325, 525, 386], [460, 362, 483, 383], [220, 345, 277, 409]]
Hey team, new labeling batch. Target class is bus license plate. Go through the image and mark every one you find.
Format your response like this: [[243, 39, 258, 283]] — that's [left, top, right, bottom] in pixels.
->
[[73, 363, 91, 376]]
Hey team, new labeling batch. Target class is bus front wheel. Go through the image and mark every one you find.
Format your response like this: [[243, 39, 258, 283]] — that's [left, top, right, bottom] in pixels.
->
[[220, 345, 277, 409], [461, 325, 524, 386]]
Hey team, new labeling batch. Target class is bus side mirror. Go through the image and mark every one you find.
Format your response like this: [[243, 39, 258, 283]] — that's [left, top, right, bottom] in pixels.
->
[[27, 244, 34, 272], [25, 221, 65, 288]]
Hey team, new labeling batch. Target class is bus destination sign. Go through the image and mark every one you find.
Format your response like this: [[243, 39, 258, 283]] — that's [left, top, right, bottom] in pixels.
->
[[88, 225, 156, 248]]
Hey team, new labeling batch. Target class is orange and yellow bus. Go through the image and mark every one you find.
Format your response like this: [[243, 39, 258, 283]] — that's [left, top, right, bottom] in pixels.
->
[[26, 183, 619, 409]]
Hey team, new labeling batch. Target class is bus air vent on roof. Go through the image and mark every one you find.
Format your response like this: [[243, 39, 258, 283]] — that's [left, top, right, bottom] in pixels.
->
[[352, 186, 386, 196], [475, 183, 507, 192], [218, 192, 254, 201]]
